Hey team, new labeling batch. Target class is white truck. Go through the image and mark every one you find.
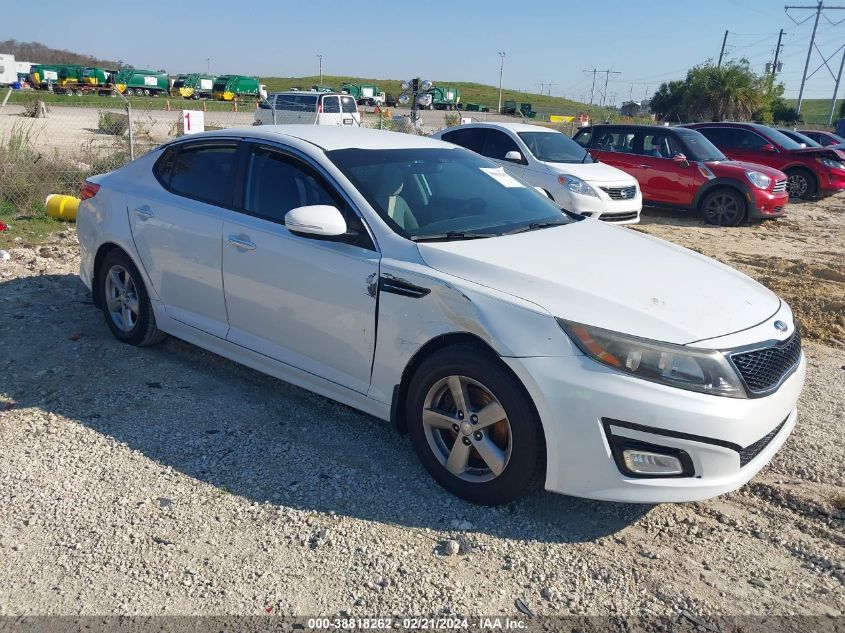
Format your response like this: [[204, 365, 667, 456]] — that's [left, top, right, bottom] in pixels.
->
[[0, 54, 19, 86]]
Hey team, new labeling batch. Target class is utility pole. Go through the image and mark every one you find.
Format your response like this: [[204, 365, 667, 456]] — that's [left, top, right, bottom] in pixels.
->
[[829, 46, 845, 123], [317, 54, 323, 86], [601, 69, 621, 107], [772, 29, 785, 77], [584, 68, 598, 105], [206, 57, 210, 75], [583, 68, 620, 106], [718, 30, 729, 66], [497, 52, 506, 114]]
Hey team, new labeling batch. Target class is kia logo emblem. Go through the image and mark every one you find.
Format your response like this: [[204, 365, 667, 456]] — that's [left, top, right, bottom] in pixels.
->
[[774, 320, 788, 332]]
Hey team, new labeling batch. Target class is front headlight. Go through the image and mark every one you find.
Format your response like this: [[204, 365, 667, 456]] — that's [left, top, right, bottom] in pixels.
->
[[818, 157, 845, 170], [557, 319, 746, 398], [558, 174, 599, 198], [745, 170, 771, 189]]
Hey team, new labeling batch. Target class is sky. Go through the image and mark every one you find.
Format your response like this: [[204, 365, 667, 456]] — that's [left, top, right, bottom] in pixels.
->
[[4, 0, 845, 103]]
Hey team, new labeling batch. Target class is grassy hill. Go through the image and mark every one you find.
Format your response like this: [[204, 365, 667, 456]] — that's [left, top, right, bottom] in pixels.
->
[[263, 75, 617, 119], [787, 99, 839, 126]]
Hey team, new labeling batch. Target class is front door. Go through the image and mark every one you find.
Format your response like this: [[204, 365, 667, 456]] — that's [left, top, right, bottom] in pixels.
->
[[631, 131, 697, 205], [221, 144, 380, 393], [478, 128, 527, 180], [127, 140, 239, 338], [319, 96, 343, 125]]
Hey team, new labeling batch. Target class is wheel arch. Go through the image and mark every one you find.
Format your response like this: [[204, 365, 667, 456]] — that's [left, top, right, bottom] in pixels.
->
[[91, 242, 137, 308], [390, 332, 543, 442], [693, 178, 751, 215]]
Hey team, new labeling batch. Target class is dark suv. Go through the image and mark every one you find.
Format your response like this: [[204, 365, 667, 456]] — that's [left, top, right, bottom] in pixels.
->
[[684, 122, 845, 200], [573, 124, 788, 226]]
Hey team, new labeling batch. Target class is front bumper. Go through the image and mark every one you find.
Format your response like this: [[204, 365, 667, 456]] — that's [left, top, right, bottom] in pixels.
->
[[504, 350, 805, 503], [816, 167, 845, 193], [555, 186, 642, 224], [749, 189, 789, 219]]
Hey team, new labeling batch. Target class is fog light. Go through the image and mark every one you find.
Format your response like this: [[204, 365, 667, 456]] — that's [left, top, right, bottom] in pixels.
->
[[622, 450, 683, 475]]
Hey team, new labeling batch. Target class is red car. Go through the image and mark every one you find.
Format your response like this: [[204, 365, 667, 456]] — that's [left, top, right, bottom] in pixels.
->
[[797, 129, 845, 147], [573, 124, 788, 226], [684, 122, 845, 200]]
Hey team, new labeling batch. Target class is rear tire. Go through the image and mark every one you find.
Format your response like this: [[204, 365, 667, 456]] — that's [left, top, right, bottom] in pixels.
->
[[406, 345, 545, 505], [98, 250, 167, 347], [700, 188, 746, 227], [785, 168, 817, 200]]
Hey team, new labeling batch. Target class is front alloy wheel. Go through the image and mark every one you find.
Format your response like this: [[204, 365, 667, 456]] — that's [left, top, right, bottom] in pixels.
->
[[407, 345, 545, 505], [702, 190, 744, 227], [422, 375, 512, 483]]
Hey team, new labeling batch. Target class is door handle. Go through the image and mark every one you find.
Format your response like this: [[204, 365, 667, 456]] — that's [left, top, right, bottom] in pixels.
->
[[134, 205, 154, 219], [637, 164, 651, 169], [227, 236, 256, 251]]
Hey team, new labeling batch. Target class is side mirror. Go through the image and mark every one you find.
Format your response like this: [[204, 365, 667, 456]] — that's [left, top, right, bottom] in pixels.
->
[[504, 150, 523, 163], [285, 205, 347, 238], [761, 143, 777, 152], [672, 152, 688, 164]]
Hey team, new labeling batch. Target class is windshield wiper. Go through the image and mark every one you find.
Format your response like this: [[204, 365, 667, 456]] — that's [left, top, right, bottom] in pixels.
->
[[503, 220, 569, 235], [410, 230, 498, 242]]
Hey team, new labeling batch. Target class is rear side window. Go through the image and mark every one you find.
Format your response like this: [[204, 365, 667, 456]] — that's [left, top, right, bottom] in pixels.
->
[[322, 96, 340, 113], [440, 128, 485, 153], [166, 143, 238, 207], [274, 94, 318, 111], [340, 96, 357, 113]]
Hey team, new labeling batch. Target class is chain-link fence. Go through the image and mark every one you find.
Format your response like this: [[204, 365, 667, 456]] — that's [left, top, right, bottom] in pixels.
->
[[0, 89, 590, 223]]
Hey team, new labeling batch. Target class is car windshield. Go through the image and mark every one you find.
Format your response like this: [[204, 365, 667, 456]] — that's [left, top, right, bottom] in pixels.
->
[[758, 126, 804, 150], [327, 148, 574, 240], [780, 129, 821, 147], [674, 129, 727, 162], [517, 131, 593, 163]]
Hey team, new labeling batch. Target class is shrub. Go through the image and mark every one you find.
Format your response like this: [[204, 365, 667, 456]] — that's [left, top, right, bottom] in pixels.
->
[[444, 113, 461, 127], [98, 111, 129, 136]]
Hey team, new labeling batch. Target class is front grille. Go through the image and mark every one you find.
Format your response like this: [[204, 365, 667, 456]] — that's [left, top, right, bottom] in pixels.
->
[[599, 211, 639, 222], [772, 179, 787, 193], [739, 418, 787, 467], [600, 185, 637, 200], [730, 330, 802, 395]]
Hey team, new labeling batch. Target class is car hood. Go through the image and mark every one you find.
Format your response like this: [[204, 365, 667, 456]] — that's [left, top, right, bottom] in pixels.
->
[[789, 146, 845, 160], [706, 160, 787, 179], [417, 220, 780, 345], [541, 160, 635, 184]]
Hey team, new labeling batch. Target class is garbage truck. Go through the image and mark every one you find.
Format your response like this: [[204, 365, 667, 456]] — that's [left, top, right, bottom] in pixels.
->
[[212, 75, 267, 101], [53, 66, 113, 95], [114, 68, 170, 96], [172, 73, 216, 99]]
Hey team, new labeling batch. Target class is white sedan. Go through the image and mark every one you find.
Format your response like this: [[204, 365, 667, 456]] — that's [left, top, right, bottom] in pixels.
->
[[430, 122, 642, 223], [76, 126, 805, 505]]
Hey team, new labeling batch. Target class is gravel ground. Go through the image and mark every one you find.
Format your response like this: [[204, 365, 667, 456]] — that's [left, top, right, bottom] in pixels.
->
[[0, 201, 843, 620]]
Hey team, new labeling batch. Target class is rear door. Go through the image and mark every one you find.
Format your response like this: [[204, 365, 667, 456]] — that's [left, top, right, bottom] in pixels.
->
[[126, 140, 238, 338], [340, 95, 360, 125], [319, 95, 343, 125], [221, 143, 379, 393]]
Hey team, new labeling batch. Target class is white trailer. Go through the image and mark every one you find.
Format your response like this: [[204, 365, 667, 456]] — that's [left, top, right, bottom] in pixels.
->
[[0, 54, 18, 86], [15, 60, 33, 82]]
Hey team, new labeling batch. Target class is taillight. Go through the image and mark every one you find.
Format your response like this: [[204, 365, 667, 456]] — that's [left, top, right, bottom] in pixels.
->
[[80, 181, 100, 200]]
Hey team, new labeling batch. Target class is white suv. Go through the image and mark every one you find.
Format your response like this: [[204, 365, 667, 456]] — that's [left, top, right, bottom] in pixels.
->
[[432, 122, 642, 223], [255, 92, 361, 127]]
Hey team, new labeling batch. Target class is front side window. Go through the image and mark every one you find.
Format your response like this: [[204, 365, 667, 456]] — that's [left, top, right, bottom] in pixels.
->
[[480, 130, 520, 160], [518, 131, 592, 163], [327, 147, 573, 240], [165, 143, 238, 207], [593, 129, 636, 154], [274, 94, 319, 111], [244, 147, 340, 222], [641, 133, 684, 158]]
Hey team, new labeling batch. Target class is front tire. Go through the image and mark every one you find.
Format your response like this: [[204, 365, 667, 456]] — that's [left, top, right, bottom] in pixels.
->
[[700, 188, 746, 227], [785, 168, 817, 200], [98, 250, 166, 347], [406, 345, 545, 505]]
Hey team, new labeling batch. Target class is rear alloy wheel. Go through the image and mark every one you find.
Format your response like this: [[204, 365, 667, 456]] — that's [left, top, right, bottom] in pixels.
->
[[98, 250, 166, 347], [785, 168, 817, 200], [700, 188, 746, 227], [407, 345, 545, 505]]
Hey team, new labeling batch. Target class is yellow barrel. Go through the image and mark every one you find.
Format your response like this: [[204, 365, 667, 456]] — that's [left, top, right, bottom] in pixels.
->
[[45, 194, 80, 221]]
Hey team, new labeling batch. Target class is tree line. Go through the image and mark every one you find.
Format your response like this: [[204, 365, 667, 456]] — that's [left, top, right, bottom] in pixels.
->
[[0, 39, 118, 68], [649, 59, 799, 124]]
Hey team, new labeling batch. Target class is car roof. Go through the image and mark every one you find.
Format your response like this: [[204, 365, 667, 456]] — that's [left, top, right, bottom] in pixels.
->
[[269, 91, 349, 97], [441, 122, 558, 133], [179, 125, 453, 151], [585, 123, 683, 132]]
